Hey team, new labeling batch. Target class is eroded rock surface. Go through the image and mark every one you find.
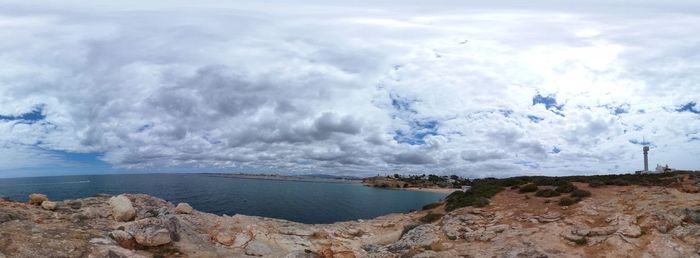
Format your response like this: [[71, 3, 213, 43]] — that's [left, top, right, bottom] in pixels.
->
[[2, 178, 700, 257]]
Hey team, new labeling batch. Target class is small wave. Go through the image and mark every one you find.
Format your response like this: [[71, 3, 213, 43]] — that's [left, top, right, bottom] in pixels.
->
[[5, 180, 90, 186]]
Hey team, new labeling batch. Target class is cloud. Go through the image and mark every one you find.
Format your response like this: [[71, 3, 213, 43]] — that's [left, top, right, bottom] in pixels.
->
[[0, 0, 699, 177]]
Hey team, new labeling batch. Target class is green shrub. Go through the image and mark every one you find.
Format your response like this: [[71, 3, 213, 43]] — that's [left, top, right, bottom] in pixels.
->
[[558, 197, 581, 206], [444, 181, 503, 211], [447, 235, 457, 240], [422, 202, 441, 210], [570, 189, 591, 198], [572, 237, 588, 245], [555, 182, 576, 193], [419, 213, 444, 223], [588, 180, 604, 188], [423, 245, 432, 250], [518, 183, 538, 193], [535, 189, 561, 197], [474, 197, 490, 207]]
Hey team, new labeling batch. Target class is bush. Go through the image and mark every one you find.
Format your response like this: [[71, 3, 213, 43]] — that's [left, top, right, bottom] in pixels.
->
[[535, 189, 561, 197], [419, 213, 444, 223], [555, 182, 576, 193], [422, 202, 442, 210], [588, 180, 604, 188], [518, 183, 538, 193], [572, 237, 588, 245], [570, 189, 591, 198], [447, 235, 457, 240], [558, 197, 581, 206], [608, 179, 630, 186], [474, 197, 490, 207]]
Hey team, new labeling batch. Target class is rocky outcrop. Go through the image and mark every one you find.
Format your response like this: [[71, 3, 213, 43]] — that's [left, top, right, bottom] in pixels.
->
[[175, 202, 193, 214], [3, 180, 700, 257], [28, 193, 48, 205], [108, 195, 136, 222], [41, 200, 57, 210]]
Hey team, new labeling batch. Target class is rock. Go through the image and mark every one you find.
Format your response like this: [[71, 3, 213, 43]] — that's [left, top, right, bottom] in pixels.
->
[[68, 201, 82, 209], [214, 231, 235, 246], [283, 250, 319, 258], [587, 226, 617, 237], [41, 201, 57, 210], [175, 203, 193, 214], [245, 240, 274, 256], [109, 195, 136, 222], [124, 218, 174, 247], [0, 196, 10, 202], [109, 230, 136, 249], [620, 224, 642, 238], [683, 208, 700, 224], [28, 193, 48, 205], [388, 224, 440, 252]]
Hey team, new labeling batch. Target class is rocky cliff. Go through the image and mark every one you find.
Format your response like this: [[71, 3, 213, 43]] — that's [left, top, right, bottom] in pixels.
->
[[2, 176, 700, 257]]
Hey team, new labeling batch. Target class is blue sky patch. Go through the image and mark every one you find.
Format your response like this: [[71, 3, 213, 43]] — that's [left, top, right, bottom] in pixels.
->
[[0, 105, 46, 123], [393, 119, 439, 145], [551, 147, 561, 154], [514, 160, 539, 169], [389, 94, 417, 113], [677, 102, 700, 114], [532, 94, 563, 111], [527, 115, 544, 123]]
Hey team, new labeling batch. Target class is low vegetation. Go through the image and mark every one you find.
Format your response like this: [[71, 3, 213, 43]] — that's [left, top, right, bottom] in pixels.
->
[[404, 172, 690, 213], [535, 189, 561, 197], [558, 197, 580, 206], [518, 183, 538, 193], [419, 213, 444, 223], [422, 202, 442, 210]]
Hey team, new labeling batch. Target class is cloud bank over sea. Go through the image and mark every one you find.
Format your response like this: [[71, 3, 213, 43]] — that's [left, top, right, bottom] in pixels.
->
[[1, 0, 699, 177]]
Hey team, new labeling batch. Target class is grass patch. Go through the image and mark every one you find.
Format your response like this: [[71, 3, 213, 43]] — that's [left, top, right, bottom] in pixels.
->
[[518, 183, 538, 193], [419, 213, 444, 223], [535, 189, 561, 197]]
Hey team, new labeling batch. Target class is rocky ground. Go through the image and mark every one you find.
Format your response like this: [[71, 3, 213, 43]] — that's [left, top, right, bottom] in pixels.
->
[[2, 176, 700, 257]]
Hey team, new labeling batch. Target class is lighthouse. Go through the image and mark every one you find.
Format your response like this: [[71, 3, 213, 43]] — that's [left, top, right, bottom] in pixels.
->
[[643, 146, 649, 172]]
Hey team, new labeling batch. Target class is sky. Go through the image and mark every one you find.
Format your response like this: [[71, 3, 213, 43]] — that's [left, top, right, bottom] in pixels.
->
[[1, 0, 699, 178]]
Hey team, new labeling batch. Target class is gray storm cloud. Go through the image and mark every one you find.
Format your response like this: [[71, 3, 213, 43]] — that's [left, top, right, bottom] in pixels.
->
[[0, 0, 699, 177]]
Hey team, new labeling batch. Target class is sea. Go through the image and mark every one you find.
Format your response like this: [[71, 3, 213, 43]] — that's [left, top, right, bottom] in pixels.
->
[[0, 173, 447, 224]]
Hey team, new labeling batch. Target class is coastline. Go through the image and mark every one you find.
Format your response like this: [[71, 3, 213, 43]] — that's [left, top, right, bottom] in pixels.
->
[[399, 187, 458, 194]]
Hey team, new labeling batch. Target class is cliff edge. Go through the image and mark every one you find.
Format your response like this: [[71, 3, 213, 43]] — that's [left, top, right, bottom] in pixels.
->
[[2, 174, 700, 257]]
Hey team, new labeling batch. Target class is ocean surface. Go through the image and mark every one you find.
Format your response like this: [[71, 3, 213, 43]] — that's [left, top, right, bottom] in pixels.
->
[[0, 173, 447, 224]]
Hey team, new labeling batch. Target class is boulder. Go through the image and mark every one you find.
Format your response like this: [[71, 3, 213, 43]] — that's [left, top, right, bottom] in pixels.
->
[[214, 231, 235, 246], [388, 224, 440, 252], [245, 240, 274, 256], [109, 230, 136, 249], [109, 195, 136, 222], [41, 201, 57, 210], [124, 218, 175, 247], [283, 250, 319, 258], [175, 203, 193, 214], [28, 193, 48, 205]]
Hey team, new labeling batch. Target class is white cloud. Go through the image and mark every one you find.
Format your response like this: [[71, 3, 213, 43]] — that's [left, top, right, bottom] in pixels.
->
[[0, 0, 699, 177]]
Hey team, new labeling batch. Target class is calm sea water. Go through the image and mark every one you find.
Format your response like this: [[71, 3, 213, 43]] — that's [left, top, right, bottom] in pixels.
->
[[0, 173, 446, 224]]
